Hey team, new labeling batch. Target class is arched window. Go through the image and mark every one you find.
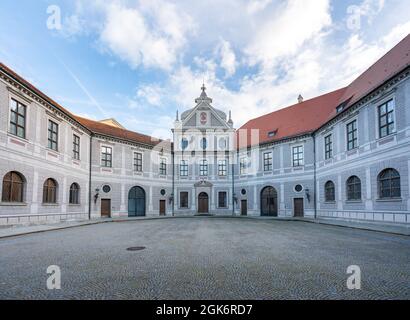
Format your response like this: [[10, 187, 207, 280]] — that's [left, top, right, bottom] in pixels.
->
[[346, 176, 361, 201], [2, 171, 25, 202], [378, 169, 401, 199], [69, 183, 80, 204], [43, 178, 57, 204], [325, 181, 335, 202]]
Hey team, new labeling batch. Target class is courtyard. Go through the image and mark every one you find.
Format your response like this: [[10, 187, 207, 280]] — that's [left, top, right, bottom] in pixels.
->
[[0, 218, 409, 300]]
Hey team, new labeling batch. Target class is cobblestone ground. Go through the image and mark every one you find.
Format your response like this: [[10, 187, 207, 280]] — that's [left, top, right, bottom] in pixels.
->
[[0, 218, 409, 300]]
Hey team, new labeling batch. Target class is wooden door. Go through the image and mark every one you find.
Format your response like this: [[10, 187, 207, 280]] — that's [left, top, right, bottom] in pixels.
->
[[294, 198, 304, 217], [198, 193, 209, 213], [241, 200, 247, 216], [101, 199, 111, 218], [159, 200, 166, 216]]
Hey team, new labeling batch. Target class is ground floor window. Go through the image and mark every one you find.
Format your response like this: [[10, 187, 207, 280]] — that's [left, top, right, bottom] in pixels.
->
[[180, 192, 189, 208], [378, 168, 401, 199], [69, 183, 80, 204], [43, 178, 57, 204], [218, 192, 227, 208], [325, 181, 335, 202], [2, 171, 25, 203]]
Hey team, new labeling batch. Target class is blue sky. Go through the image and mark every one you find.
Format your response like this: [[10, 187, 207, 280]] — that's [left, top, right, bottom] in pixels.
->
[[0, 0, 409, 139]]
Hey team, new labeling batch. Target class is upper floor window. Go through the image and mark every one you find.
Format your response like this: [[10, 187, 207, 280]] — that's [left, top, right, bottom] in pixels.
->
[[200, 137, 207, 150], [200, 159, 208, 176], [101, 146, 112, 168], [2, 171, 25, 203], [324, 134, 332, 160], [292, 146, 304, 167], [69, 183, 80, 204], [181, 138, 188, 151], [218, 160, 227, 176], [325, 181, 335, 202], [73, 134, 80, 160], [48, 120, 59, 151], [218, 191, 228, 208], [160, 158, 167, 175], [346, 120, 357, 151], [346, 176, 361, 201], [378, 168, 401, 199], [43, 178, 57, 204], [9, 99, 26, 139], [240, 157, 247, 175], [134, 152, 142, 172], [180, 160, 188, 176], [378, 99, 395, 138], [263, 152, 272, 172]]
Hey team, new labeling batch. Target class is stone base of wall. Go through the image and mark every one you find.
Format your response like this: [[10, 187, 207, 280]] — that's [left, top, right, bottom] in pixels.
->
[[318, 210, 410, 224], [0, 213, 89, 226]]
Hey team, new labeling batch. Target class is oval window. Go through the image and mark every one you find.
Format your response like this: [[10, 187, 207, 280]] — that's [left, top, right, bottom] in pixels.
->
[[102, 185, 111, 193], [241, 189, 247, 195], [181, 138, 188, 150], [160, 189, 166, 196], [294, 184, 303, 193], [200, 138, 207, 150], [219, 138, 227, 149]]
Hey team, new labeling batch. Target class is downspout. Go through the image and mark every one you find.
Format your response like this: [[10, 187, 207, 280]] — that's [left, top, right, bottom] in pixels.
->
[[88, 134, 93, 220], [172, 148, 175, 217], [313, 133, 317, 219], [232, 160, 235, 215]]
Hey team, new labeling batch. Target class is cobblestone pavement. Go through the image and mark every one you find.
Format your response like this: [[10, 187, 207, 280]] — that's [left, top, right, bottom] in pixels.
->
[[0, 218, 409, 300]]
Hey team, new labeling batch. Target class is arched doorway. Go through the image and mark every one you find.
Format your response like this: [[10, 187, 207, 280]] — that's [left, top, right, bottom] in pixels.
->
[[198, 192, 209, 213], [128, 186, 146, 217], [261, 186, 278, 217]]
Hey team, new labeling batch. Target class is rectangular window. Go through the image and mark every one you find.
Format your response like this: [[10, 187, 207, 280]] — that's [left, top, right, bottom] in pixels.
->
[[101, 146, 112, 167], [240, 157, 247, 175], [180, 160, 188, 176], [200, 159, 208, 176], [324, 134, 332, 160], [48, 120, 59, 151], [73, 134, 80, 160], [263, 152, 272, 172], [160, 158, 167, 175], [347, 120, 358, 151], [218, 160, 227, 176], [378, 99, 395, 138], [292, 146, 304, 167], [180, 192, 189, 208], [134, 152, 143, 172], [218, 192, 227, 208], [9, 98, 26, 139]]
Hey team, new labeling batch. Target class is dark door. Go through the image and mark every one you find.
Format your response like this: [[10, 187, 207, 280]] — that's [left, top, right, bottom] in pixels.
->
[[128, 186, 146, 217], [261, 186, 278, 217], [101, 199, 111, 218], [241, 200, 248, 216], [198, 192, 209, 213], [294, 198, 304, 217], [159, 200, 166, 216]]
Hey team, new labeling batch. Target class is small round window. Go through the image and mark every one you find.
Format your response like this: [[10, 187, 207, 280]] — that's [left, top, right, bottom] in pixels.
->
[[160, 189, 166, 196], [241, 189, 247, 195], [294, 184, 303, 193], [102, 185, 111, 193], [219, 138, 227, 150]]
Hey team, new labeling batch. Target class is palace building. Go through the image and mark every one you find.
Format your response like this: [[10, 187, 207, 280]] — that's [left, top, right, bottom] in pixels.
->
[[0, 35, 409, 225]]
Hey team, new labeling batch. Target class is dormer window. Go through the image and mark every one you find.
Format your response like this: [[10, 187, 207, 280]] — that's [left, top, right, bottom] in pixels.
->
[[268, 130, 277, 138]]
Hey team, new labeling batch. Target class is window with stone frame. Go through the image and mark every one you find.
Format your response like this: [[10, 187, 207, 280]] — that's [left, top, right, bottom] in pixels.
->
[[240, 157, 247, 175], [292, 146, 304, 167], [134, 152, 143, 172], [378, 99, 395, 138], [200, 159, 208, 176], [324, 134, 332, 160], [73, 134, 80, 160], [218, 159, 227, 176], [101, 146, 112, 167], [43, 178, 57, 204], [346, 176, 361, 201], [48, 120, 59, 151], [378, 168, 401, 199], [9, 98, 26, 139], [180, 192, 189, 208], [69, 183, 80, 204], [263, 152, 272, 171], [325, 181, 335, 202], [346, 120, 358, 151], [180, 160, 188, 176], [218, 191, 227, 208], [160, 158, 167, 175], [2, 171, 25, 203]]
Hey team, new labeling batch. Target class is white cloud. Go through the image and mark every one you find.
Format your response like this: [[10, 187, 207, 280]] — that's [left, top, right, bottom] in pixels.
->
[[247, 0, 272, 14], [217, 39, 237, 78], [136, 84, 163, 106]]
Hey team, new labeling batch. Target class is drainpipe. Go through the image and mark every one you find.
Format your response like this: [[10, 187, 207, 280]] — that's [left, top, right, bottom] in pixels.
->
[[172, 148, 175, 217], [232, 160, 235, 215], [88, 134, 93, 220], [313, 133, 317, 219]]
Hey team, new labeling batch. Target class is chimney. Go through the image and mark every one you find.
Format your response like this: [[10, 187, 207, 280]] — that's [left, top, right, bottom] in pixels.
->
[[298, 94, 304, 103]]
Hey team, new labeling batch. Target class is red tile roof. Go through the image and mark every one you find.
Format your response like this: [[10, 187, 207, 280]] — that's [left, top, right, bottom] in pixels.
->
[[74, 115, 163, 147], [0, 62, 163, 147], [238, 88, 347, 148], [239, 34, 410, 148]]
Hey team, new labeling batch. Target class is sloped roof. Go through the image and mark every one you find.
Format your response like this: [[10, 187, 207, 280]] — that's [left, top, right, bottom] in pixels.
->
[[238, 88, 347, 148], [74, 116, 163, 147], [239, 34, 410, 148]]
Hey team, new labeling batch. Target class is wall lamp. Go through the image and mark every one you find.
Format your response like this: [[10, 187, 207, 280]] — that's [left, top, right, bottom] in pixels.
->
[[305, 188, 311, 202], [94, 188, 100, 204]]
